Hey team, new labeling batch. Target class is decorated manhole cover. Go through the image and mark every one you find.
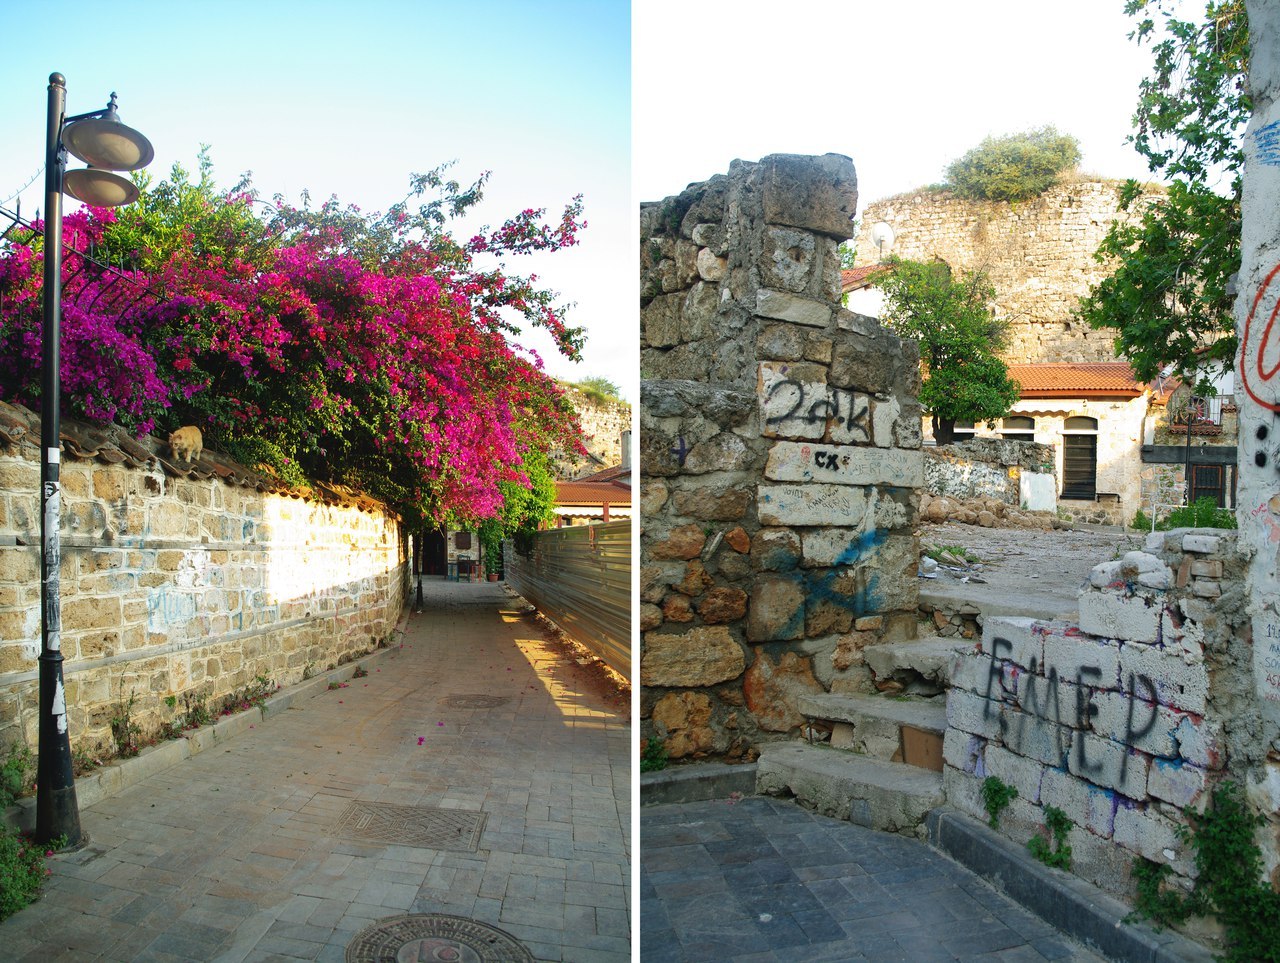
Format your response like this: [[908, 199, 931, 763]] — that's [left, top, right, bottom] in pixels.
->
[[346, 913, 533, 962], [442, 694, 511, 709], [334, 802, 487, 851]]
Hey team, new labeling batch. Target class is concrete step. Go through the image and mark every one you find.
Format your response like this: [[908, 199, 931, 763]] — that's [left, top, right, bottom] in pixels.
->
[[863, 636, 974, 694], [797, 692, 945, 769], [755, 742, 945, 837], [920, 583, 1076, 624]]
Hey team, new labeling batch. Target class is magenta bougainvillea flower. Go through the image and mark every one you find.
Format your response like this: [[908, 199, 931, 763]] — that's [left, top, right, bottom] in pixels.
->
[[0, 161, 587, 524]]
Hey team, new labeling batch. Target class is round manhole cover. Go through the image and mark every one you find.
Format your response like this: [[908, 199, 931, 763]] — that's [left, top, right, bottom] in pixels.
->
[[442, 694, 511, 709], [346, 914, 533, 962]]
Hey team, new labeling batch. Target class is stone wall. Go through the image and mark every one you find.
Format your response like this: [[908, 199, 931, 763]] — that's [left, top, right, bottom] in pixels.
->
[[640, 154, 922, 762], [556, 387, 631, 478], [853, 179, 1160, 366], [945, 531, 1255, 903], [0, 403, 407, 755], [924, 438, 1056, 505]]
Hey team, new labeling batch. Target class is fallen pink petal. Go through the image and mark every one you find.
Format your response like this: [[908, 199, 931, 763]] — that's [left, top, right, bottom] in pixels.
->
[[417, 737, 425, 745]]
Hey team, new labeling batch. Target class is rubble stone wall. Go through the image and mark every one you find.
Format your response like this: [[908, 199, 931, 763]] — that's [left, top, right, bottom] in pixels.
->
[[556, 387, 632, 478], [945, 531, 1257, 903], [0, 439, 406, 756], [640, 154, 922, 762], [925, 438, 1056, 505], [853, 179, 1160, 366]]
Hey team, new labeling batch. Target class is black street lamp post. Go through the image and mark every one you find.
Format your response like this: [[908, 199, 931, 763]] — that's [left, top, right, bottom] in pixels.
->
[[37, 72, 152, 847]]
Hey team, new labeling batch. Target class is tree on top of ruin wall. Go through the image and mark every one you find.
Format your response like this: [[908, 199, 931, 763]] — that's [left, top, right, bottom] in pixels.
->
[[944, 127, 1082, 202]]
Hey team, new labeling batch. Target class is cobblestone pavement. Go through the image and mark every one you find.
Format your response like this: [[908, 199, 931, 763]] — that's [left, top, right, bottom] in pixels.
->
[[2, 579, 631, 962], [641, 796, 1106, 962]]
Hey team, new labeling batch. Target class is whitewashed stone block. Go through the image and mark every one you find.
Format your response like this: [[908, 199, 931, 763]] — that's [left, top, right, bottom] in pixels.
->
[[1077, 590, 1162, 643], [1180, 534, 1220, 554], [757, 483, 872, 528], [764, 441, 923, 488]]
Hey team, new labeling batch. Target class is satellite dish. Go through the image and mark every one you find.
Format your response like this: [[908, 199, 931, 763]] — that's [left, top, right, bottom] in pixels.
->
[[869, 221, 895, 262]]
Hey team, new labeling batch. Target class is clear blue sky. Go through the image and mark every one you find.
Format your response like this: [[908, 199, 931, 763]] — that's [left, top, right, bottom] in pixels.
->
[[0, 0, 633, 398]]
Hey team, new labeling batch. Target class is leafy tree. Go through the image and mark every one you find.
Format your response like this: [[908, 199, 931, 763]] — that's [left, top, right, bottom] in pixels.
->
[[945, 127, 1082, 202], [1079, 0, 1248, 385], [478, 449, 558, 573], [877, 258, 1020, 444]]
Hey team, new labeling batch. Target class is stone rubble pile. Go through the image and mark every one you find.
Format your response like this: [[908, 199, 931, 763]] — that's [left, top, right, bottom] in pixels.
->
[[920, 492, 1060, 530]]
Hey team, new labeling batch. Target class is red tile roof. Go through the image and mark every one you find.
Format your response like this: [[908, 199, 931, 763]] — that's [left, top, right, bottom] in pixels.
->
[[841, 265, 889, 291], [1008, 362, 1147, 398], [555, 481, 632, 506]]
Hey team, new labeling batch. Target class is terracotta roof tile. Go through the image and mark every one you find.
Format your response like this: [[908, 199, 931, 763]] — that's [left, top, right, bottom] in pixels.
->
[[555, 480, 632, 506], [841, 265, 889, 291], [0, 400, 391, 515], [1008, 362, 1146, 398]]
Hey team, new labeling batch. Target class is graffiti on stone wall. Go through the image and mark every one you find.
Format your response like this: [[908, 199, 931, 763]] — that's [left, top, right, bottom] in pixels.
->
[[981, 636, 1159, 782], [949, 618, 1222, 808], [762, 377, 871, 444]]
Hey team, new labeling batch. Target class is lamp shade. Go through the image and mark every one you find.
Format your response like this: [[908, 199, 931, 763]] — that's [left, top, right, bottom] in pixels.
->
[[63, 168, 140, 207], [62, 117, 154, 171]]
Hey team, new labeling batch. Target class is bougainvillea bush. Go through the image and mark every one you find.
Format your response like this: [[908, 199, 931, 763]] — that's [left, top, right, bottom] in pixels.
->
[[0, 155, 585, 526]]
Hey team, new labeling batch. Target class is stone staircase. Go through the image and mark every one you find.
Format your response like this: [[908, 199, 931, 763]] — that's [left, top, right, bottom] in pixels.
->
[[756, 634, 970, 837]]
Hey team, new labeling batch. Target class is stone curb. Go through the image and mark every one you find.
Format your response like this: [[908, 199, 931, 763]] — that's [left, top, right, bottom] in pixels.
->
[[640, 761, 757, 806], [926, 807, 1216, 963], [5, 608, 413, 834]]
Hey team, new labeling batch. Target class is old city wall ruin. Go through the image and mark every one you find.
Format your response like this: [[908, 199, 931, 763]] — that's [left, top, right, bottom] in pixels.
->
[[853, 179, 1159, 365], [947, 6, 1280, 900], [556, 387, 632, 479], [0, 401, 407, 756], [640, 153, 923, 760]]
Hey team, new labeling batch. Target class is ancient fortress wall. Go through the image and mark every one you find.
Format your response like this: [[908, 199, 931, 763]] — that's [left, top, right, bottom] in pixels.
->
[[853, 179, 1159, 365], [640, 154, 923, 760], [0, 403, 407, 754], [560, 388, 631, 478]]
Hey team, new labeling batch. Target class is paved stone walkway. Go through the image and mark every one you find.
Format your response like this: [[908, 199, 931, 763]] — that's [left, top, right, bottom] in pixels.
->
[[641, 796, 1106, 962], [2, 579, 630, 962]]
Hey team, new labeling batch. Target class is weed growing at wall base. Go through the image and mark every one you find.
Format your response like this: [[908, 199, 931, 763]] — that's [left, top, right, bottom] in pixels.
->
[[0, 749, 60, 921], [640, 738, 668, 773], [1129, 782, 1280, 962], [1028, 805, 1073, 870], [980, 776, 1018, 829], [109, 690, 142, 759]]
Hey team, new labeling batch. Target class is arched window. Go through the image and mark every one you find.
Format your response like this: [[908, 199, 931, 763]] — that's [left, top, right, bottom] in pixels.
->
[[1061, 416, 1098, 500], [1001, 416, 1035, 441]]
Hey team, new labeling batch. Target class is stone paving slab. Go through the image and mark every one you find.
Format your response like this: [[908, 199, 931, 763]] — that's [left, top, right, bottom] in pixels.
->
[[641, 795, 1107, 962], [1, 579, 630, 962]]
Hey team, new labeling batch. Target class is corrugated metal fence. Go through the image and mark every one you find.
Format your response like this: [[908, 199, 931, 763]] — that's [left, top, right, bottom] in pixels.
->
[[504, 521, 631, 681]]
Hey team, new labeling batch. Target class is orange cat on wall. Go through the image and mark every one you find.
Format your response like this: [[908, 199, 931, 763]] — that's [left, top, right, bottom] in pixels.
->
[[168, 426, 202, 463]]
